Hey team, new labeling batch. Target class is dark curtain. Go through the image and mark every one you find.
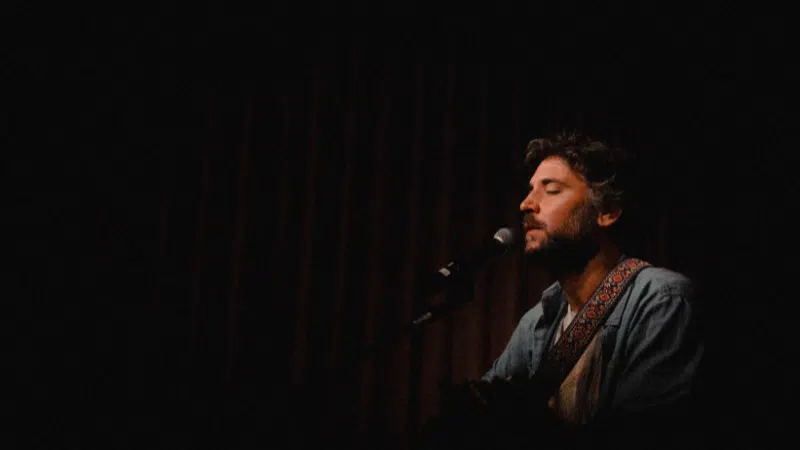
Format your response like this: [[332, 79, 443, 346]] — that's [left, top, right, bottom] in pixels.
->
[[8, 17, 791, 450]]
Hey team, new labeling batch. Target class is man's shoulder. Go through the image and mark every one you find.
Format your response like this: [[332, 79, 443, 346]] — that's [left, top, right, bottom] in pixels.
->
[[634, 265, 694, 297], [620, 265, 697, 322]]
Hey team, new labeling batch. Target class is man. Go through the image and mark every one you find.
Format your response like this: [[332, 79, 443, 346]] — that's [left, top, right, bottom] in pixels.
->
[[422, 133, 705, 450]]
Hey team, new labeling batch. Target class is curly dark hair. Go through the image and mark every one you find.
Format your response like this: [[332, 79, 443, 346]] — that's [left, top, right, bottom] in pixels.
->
[[524, 132, 633, 216]]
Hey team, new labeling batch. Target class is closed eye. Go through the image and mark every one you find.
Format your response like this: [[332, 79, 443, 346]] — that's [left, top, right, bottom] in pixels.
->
[[541, 178, 566, 194], [527, 178, 567, 196]]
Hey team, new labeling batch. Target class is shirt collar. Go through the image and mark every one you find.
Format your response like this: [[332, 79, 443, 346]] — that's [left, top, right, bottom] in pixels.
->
[[539, 252, 629, 323], [541, 282, 565, 323]]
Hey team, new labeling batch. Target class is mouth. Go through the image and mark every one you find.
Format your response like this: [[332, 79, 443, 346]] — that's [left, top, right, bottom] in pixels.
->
[[524, 225, 545, 233], [525, 228, 545, 242], [522, 216, 544, 231]]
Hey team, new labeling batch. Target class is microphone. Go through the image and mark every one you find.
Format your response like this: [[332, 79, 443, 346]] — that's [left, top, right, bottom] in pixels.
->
[[411, 227, 518, 327]]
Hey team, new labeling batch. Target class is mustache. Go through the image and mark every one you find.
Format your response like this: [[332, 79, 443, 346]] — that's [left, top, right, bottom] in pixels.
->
[[522, 214, 546, 231]]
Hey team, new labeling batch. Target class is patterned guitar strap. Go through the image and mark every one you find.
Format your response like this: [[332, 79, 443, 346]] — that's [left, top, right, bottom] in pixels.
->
[[534, 257, 651, 399]]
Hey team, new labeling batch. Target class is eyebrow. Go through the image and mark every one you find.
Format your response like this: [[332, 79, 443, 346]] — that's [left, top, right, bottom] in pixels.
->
[[530, 178, 568, 188]]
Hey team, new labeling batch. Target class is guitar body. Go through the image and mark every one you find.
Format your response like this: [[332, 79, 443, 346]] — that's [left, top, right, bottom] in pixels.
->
[[413, 377, 570, 450]]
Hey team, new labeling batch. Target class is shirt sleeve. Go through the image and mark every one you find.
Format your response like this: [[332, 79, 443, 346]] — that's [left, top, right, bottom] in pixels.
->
[[612, 283, 703, 411]]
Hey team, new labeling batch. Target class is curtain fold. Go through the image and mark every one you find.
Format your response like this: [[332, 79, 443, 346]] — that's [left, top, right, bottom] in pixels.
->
[[10, 21, 725, 449]]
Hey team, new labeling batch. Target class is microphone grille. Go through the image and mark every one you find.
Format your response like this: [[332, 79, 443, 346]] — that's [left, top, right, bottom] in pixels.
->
[[493, 227, 517, 246]]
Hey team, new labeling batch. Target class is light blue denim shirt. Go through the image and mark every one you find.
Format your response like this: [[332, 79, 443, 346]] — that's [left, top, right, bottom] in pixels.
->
[[482, 264, 704, 419]]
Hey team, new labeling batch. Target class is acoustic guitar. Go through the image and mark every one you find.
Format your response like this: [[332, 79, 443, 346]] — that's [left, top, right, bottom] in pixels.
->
[[413, 376, 572, 450]]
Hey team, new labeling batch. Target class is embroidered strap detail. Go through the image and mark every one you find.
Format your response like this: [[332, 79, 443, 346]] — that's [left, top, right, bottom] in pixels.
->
[[537, 257, 651, 392]]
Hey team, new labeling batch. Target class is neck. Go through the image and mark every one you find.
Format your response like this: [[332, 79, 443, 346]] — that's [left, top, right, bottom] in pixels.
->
[[558, 243, 622, 313]]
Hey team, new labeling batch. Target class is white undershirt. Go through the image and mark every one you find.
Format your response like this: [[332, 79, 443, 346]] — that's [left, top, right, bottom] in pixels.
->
[[552, 305, 578, 347]]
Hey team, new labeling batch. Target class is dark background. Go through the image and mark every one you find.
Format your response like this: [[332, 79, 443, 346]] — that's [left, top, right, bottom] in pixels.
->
[[6, 15, 793, 449]]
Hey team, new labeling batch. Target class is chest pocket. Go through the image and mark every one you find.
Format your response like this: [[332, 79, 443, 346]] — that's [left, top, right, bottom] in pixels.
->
[[527, 325, 553, 376]]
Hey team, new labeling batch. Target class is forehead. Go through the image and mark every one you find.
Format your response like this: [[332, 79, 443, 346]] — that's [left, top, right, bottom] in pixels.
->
[[529, 156, 583, 185]]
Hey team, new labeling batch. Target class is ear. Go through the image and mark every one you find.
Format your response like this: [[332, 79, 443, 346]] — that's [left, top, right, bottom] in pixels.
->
[[596, 206, 622, 228]]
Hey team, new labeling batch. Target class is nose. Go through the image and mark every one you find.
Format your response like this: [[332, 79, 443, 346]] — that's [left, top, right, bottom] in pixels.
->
[[520, 190, 539, 214]]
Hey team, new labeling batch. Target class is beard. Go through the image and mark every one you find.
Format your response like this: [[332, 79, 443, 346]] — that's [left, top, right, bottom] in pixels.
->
[[523, 200, 601, 275]]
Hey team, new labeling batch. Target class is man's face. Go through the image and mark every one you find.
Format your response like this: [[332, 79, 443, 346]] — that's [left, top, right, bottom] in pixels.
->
[[519, 156, 599, 259]]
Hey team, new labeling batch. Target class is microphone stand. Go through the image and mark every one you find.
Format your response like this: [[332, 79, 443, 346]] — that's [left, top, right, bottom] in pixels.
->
[[353, 277, 477, 450], [357, 275, 478, 361], [359, 231, 518, 359], [322, 237, 516, 447]]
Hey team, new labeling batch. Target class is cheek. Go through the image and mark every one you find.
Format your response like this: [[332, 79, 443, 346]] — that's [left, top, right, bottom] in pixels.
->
[[551, 197, 586, 222], [542, 210, 570, 232]]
